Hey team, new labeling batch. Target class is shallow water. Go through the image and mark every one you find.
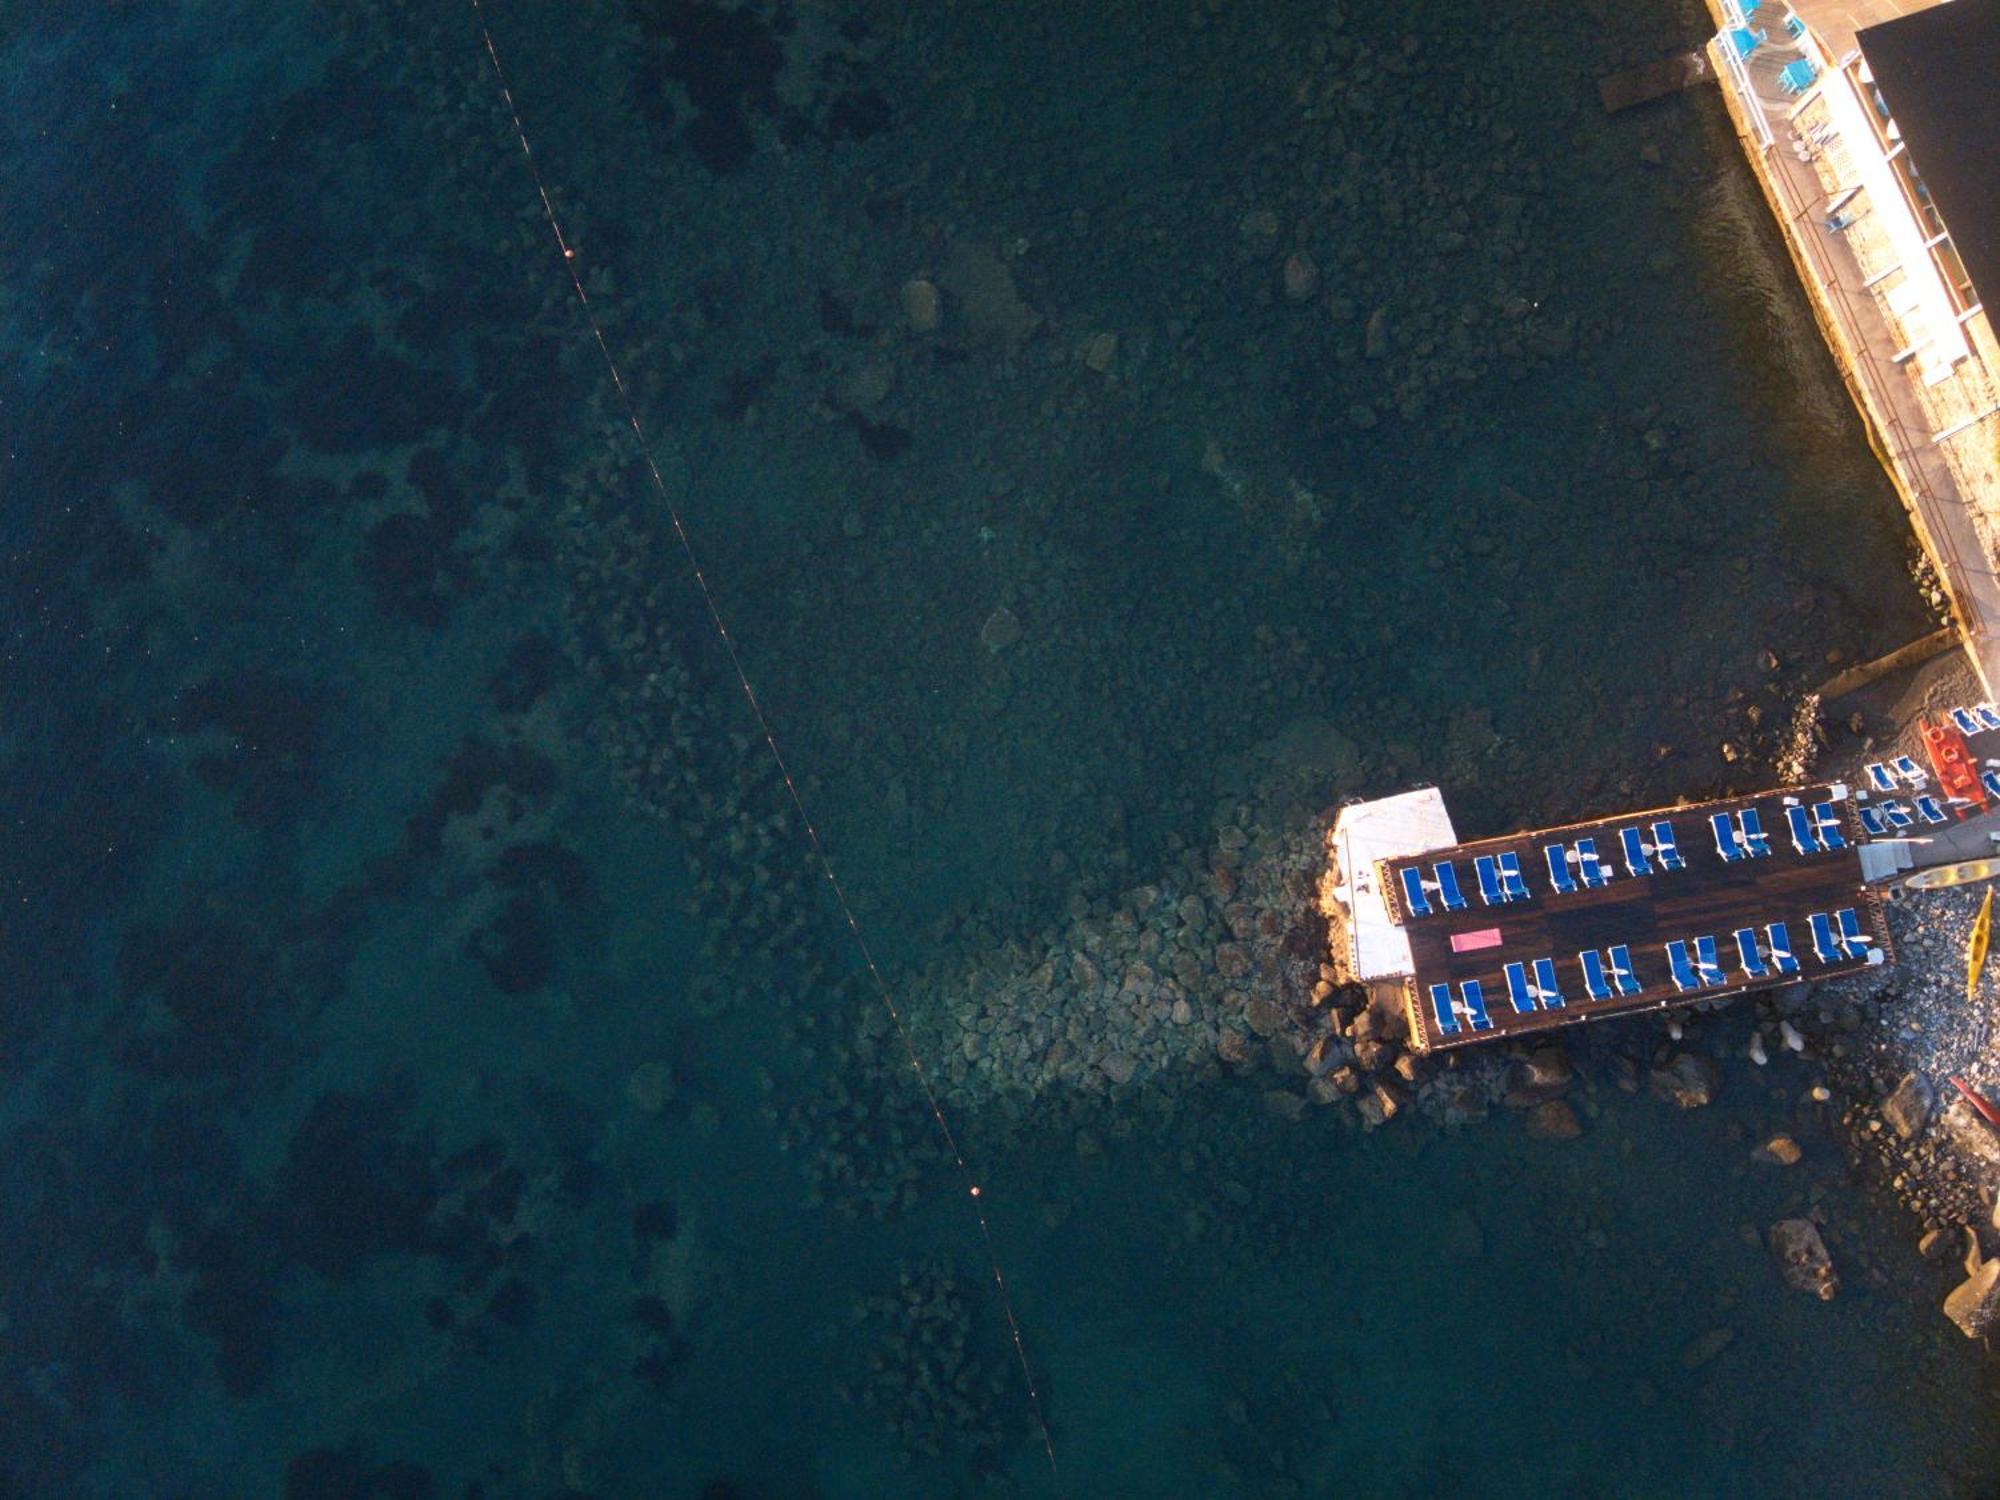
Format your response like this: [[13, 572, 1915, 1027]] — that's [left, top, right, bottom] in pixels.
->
[[5, 0, 1995, 1495]]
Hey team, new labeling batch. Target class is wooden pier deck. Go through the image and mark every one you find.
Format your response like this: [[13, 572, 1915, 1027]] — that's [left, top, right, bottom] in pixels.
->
[[1380, 784, 1889, 1053], [1597, 47, 1715, 113]]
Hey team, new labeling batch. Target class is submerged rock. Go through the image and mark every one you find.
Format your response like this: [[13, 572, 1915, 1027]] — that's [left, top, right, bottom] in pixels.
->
[[1679, 1327, 1734, 1370], [979, 606, 1023, 653], [1512, 1046, 1573, 1095], [627, 1062, 677, 1114], [1526, 1099, 1581, 1140], [1282, 252, 1318, 302], [1648, 1053, 1719, 1110], [939, 241, 1039, 352], [901, 277, 941, 333], [1769, 1218, 1839, 1300], [1753, 1134, 1802, 1167]]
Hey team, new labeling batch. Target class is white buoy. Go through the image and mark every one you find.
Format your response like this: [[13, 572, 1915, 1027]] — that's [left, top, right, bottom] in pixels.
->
[[1668, 1018, 1684, 1041], [1748, 1032, 1769, 1066], [1781, 1020, 1806, 1053]]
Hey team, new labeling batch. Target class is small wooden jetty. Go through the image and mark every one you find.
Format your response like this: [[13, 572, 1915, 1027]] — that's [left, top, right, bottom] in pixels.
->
[[1598, 48, 1716, 113], [1330, 784, 1890, 1054]]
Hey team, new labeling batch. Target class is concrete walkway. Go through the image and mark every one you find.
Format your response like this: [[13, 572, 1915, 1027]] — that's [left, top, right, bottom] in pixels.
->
[[1706, 19, 2000, 700]]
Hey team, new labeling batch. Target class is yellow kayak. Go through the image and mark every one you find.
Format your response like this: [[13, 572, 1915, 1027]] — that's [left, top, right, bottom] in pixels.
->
[[1908, 859, 2000, 890], [1971, 886, 1993, 1002]]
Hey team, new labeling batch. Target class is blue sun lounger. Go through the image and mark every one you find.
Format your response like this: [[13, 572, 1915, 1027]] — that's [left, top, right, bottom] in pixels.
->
[[1666, 940, 1699, 993], [1915, 794, 1947, 825], [1652, 821, 1685, 871], [1813, 803, 1847, 849], [1428, 982, 1460, 1036], [1882, 801, 1914, 830], [1504, 961, 1538, 1014], [1837, 906, 1869, 957], [1619, 826, 1651, 876], [1734, 927, 1768, 978], [1953, 706, 1983, 736], [1579, 949, 1613, 1001], [1608, 944, 1642, 995], [1809, 912, 1840, 963], [1533, 956, 1564, 1009], [1786, 804, 1818, 855], [1460, 978, 1493, 1030], [1865, 761, 1897, 792], [1858, 804, 1888, 836], [1894, 754, 1926, 784], [1544, 844, 1576, 895], [1986, 771, 2000, 802], [1475, 855, 1504, 906], [1739, 806, 1770, 858], [1711, 811, 1745, 862], [1434, 860, 1467, 912], [1497, 850, 1530, 901], [1694, 934, 1725, 987], [1399, 866, 1433, 917], [1766, 921, 1800, 976], [1574, 836, 1609, 888], [1980, 704, 2000, 731]]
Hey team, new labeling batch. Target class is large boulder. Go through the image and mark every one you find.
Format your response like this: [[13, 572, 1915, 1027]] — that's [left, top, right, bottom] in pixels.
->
[[1944, 1258, 2000, 1339], [1882, 1073, 1936, 1141], [1942, 1096, 2000, 1171]]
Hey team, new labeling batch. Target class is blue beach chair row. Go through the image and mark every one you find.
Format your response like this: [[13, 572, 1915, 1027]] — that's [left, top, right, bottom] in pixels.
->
[[1666, 934, 1733, 992], [1429, 978, 1497, 1035], [1397, 859, 1471, 919], [1807, 907, 1875, 963], [1734, 923, 1801, 979], [1474, 850, 1531, 907], [1616, 820, 1684, 877], [1948, 704, 2000, 736], [1867, 754, 1927, 789], [1503, 958, 1566, 1013], [1858, 796, 1945, 837], [1544, 836, 1611, 894], [1785, 801, 1847, 854], [1436, 943, 1648, 1034], [1579, 944, 1643, 1001], [1710, 807, 1771, 862]]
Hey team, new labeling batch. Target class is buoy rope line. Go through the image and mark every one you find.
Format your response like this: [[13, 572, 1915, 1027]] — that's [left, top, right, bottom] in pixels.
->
[[466, 2, 1059, 1481]]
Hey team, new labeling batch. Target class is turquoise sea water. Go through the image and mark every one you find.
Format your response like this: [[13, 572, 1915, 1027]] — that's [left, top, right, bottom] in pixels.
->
[[6, 0, 1997, 1494]]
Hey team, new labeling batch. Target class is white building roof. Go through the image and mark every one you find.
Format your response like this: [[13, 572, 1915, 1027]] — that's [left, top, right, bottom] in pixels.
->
[[1329, 787, 1458, 982]]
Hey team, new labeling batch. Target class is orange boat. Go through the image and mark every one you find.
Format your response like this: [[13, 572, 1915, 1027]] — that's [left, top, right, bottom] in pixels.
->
[[1921, 717, 1986, 810]]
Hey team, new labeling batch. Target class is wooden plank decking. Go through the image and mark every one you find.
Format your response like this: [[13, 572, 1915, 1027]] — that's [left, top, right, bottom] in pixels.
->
[[1381, 784, 1890, 1053], [1597, 47, 1716, 113]]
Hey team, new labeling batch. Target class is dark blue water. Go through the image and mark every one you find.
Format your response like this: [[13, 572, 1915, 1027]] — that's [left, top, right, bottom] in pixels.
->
[[6, 0, 1996, 1494]]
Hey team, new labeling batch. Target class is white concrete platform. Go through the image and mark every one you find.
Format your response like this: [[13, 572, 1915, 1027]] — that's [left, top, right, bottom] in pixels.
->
[[1328, 787, 1458, 983]]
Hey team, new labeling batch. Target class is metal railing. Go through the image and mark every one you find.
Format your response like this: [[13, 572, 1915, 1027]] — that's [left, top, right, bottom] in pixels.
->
[[1712, 29, 1776, 149]]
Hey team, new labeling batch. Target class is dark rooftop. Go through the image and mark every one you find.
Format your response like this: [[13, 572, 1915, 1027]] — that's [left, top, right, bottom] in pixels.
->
[[1859, 0, 2000, 315]]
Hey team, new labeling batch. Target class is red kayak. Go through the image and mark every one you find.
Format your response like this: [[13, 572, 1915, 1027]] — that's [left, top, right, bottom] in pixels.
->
[[1949, 1076, 2000, 1135], [1923, 718, 1986, 811]]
